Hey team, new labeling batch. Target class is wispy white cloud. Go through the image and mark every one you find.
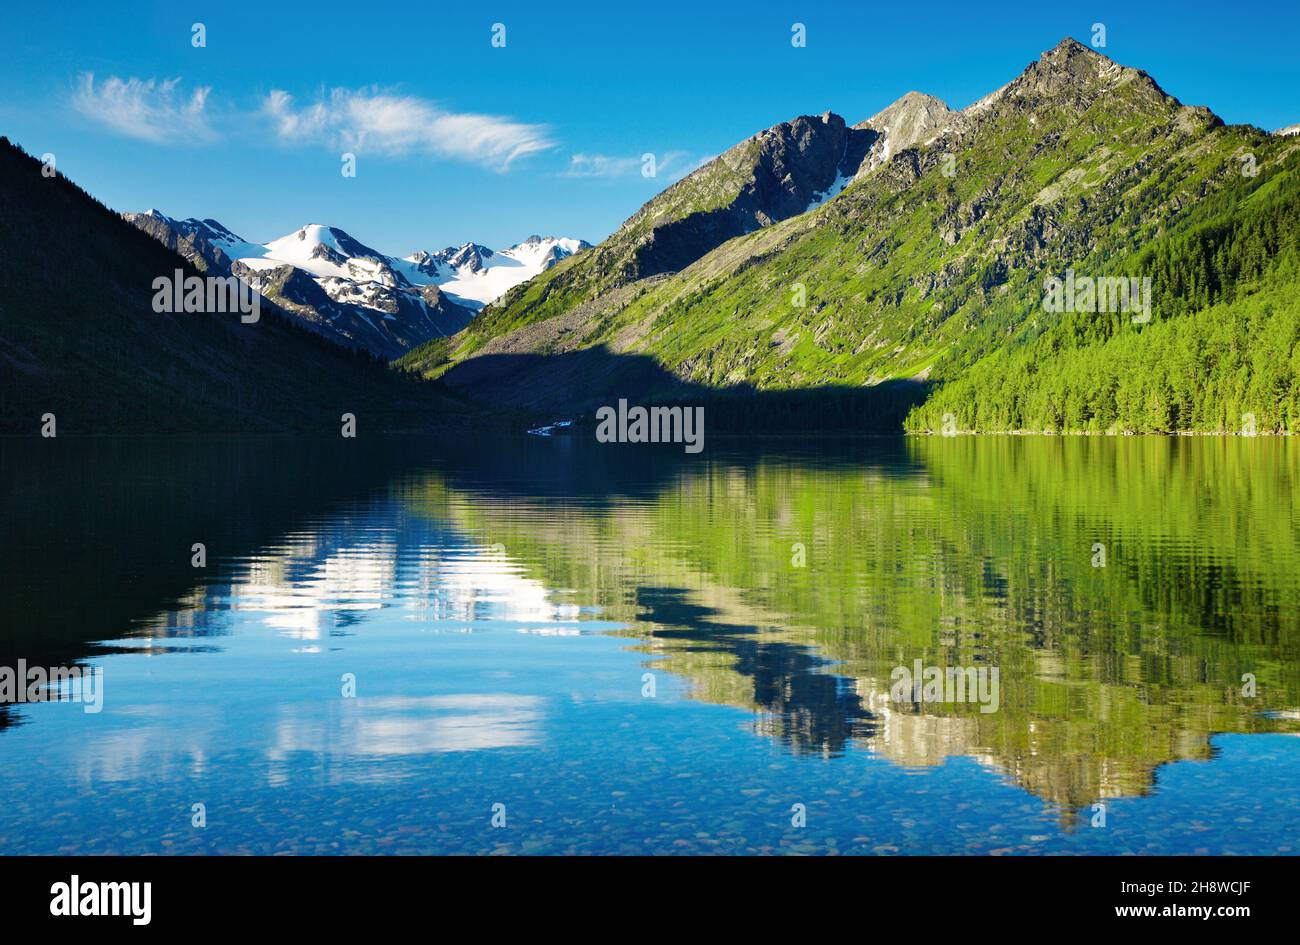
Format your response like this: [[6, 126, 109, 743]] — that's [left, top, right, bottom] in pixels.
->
[[68, 76, 552, 172], [261, 87, 554, 170], [73, 73, 213, 143], [561, 150, 705, 181]]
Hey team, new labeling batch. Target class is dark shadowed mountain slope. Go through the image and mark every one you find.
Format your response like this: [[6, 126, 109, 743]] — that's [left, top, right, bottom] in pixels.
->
[[0, 138, 480, 434]]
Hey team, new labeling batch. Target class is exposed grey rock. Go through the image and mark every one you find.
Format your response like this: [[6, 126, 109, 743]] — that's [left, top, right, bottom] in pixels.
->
[[617, 112, 875, 281], [121, 210, 243, 275], [854, 91, 964, 172], [233, 260, 471, 360], [125, 211, 473, 359]]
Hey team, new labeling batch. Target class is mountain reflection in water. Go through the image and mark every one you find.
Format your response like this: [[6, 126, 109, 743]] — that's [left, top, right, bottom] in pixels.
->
[[1, 435, 1297, 854]]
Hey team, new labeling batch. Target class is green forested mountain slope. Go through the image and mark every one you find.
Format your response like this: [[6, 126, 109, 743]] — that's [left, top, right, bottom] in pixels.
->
[[907, 173, 1300, 432], [402, 38, 1300, 433], [451, 110, 879, 356]]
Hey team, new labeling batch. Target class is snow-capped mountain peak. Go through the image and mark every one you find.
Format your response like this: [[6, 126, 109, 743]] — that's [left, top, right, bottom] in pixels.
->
[[221, 224, 587, 309], [510, 234, 589, 270], [242, 224, 406, 287], [407, 242, 495, 277], [399, 235, 591, 309], [124, 210, 590, 358], [268, 224, 386, 263]]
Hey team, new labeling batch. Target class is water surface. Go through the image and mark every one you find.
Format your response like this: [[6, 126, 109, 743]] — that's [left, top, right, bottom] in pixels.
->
[[1, 435, 1298, 854]]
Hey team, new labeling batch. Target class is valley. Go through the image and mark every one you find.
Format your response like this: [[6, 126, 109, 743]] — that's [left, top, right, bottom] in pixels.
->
[[5, 36, 1298, 438]]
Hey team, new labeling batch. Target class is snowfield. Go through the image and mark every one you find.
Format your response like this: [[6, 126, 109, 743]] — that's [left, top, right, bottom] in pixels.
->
[[226, 224, 587, 311], [124, 210, 589, 358]]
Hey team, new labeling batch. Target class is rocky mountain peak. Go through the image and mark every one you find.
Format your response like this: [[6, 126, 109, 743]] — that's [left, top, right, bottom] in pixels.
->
[[862, 91, 953, 125], [855, 91, 961, 165], [1044, 35, 1104, 62], [743, 112, 859, 210], [444, 242, 493, 271], [1030, 36, 1124, 86], [992, 36, 1179, 113]]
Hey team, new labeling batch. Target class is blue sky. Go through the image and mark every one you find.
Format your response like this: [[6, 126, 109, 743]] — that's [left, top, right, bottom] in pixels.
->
[[3, 0, 1297, 253]]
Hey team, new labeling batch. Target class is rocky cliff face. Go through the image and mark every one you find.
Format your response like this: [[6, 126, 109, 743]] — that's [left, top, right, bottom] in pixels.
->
[[232, 260, 472, 360], [469, 110, 881, 341], [855, 91, 964, 171], [503, 95, 967, 300], [122, 211, 247, 275], [619, 111, 876, 281]]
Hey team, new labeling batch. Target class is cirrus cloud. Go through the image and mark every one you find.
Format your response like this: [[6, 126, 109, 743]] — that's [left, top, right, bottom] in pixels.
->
[[67, 75, 553, 173], [261, 87, 555, 171], [73, 73, 214, 143]]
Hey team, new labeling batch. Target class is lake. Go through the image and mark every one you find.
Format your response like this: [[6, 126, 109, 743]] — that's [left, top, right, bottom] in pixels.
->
[[1, 434, 1298, 854]]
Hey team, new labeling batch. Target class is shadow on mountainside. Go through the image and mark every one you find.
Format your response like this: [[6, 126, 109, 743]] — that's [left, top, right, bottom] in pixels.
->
[[440, 344, 933, 434], [0, 137, 482, 435]]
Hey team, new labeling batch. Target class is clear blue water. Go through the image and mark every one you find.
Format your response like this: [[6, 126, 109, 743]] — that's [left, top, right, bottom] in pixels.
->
[[1, 435, 1298, 854]]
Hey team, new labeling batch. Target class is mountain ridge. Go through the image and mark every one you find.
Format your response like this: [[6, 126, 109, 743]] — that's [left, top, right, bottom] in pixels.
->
[[0, 137, 481, 434], [400, 36, 1300, 434], [124, 211, 588, 359]]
